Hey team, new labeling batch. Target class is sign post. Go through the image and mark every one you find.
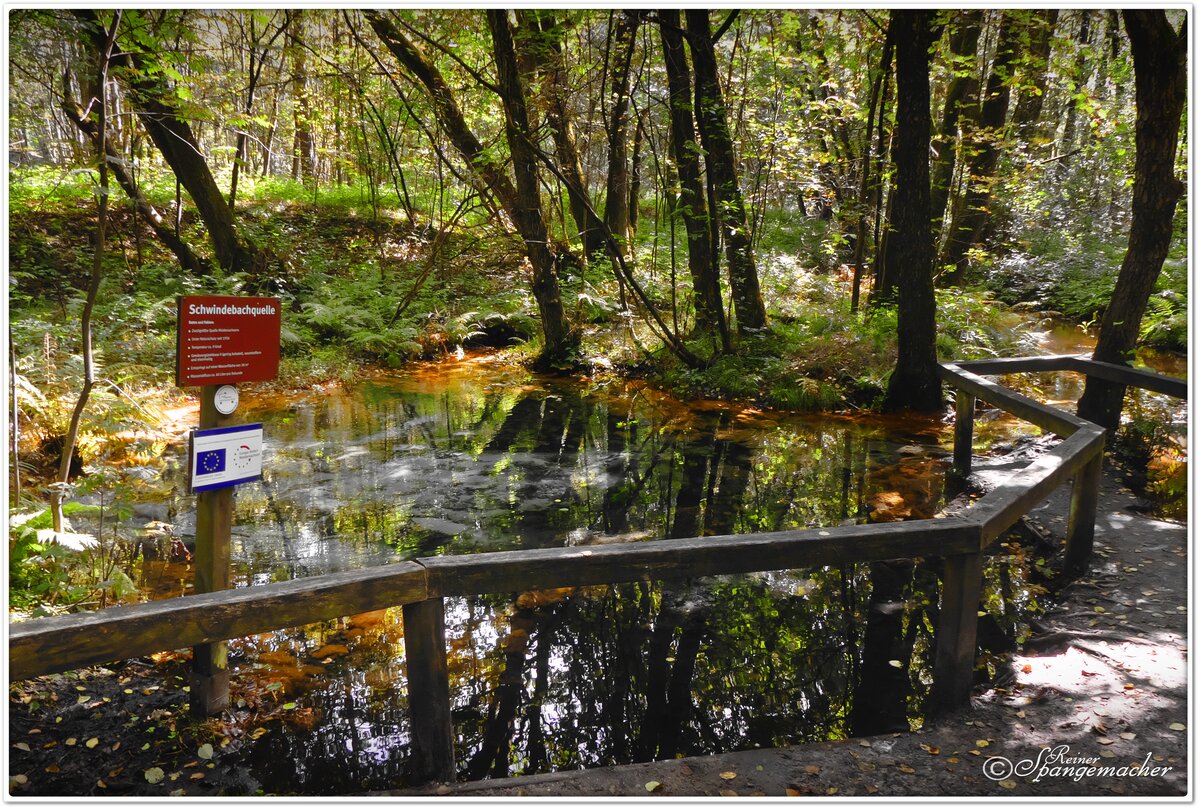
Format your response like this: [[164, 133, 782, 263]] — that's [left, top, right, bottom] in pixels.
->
[[190, 386, 234, 715], [177, 295, 279, 717]]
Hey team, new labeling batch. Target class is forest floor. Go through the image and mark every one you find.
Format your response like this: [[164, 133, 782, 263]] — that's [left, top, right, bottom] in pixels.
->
[[7, 456, 1188, 799], [388, 454, 1190, 799]]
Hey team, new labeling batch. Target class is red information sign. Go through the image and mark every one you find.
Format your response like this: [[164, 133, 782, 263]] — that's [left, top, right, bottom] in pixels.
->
[[176, 295, 281, 386]]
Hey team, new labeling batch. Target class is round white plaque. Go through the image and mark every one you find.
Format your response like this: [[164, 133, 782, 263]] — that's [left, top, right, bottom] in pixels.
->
[[214, 385, 239, 415]]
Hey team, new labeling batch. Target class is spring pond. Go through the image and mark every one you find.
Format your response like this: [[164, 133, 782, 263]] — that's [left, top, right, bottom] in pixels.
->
[[117, 330, 1183, 792]]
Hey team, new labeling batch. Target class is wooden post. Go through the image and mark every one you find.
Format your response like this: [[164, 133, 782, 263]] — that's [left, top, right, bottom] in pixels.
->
[[190, 384, 233, 716], [403, 597, 455, 783], [931, 551, 983, 713], [953, 390, 975, 477], [1064, 449, 1104, 577]]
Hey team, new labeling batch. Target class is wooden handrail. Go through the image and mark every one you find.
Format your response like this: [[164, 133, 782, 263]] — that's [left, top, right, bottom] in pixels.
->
[[9, 353, 1184, 783]]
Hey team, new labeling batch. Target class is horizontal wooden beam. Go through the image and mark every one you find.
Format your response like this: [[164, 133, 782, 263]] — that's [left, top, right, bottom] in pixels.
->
[[1063, 356, 1188, 400], [951, 354, 1082, 375], [10, 562, 429, 681], [419, 519, 980, 597], [948, 355, 1187, 401], [940, 364, 1089, 437], [966, 426, 1106, 545]]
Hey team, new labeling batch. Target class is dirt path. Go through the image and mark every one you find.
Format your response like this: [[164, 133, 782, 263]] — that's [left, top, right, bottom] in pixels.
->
[[385, 457, 1189, 798]]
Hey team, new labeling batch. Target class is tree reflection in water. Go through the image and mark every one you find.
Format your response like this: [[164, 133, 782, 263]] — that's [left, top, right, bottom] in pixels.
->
[[219, 359, 1044, 791]]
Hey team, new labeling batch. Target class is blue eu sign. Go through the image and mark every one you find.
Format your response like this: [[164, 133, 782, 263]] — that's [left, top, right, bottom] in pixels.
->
[[198, 448, 226, 475]]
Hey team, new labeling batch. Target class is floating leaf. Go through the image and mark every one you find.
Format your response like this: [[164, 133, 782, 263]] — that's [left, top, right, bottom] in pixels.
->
[[12, 774, 29, 785], [85, 738, 99, 749], [888, 659, 903, 668], [96, 779, 106, 788], [14, 742, 30, 752], [1119, 732, 1136, 740], [1097, 737, 1115, 746], [197, 743, 214, 760], [897, 764, 915, 774], [999, 779, 1017, 789], [975, 739, 990, 748], [645, 780, 662, 793], [804, 764, 820, 775], [65, 738, 77, 747], [785, 787, 802, 797], [920, 743, 940, 755], [190, 773, 205, 781], [281, 702, 297, 711], [1169, 723, 1186, 731], [719, 771, 737, 781], [45, 764, 60, 773], [718, 789, 738, 797], [145, 767, 165, 784], [826, 787, 838, 795]]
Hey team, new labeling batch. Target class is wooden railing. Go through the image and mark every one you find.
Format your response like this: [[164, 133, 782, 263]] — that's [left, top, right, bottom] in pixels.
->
[[9, 353, 1186, 783]]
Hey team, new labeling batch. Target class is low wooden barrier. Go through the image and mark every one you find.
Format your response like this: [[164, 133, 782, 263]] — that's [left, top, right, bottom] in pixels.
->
[[9, 353, 1186, 783]]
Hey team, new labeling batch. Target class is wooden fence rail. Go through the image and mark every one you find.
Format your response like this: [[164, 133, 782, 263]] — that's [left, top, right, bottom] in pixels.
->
[[8, 355, 1186, 784]]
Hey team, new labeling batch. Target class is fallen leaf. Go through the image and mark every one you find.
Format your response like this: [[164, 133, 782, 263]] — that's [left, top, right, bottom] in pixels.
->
[[719, 771, 737, 781], [85, 738, 99, 749], [197, 743, 214, 760], [145, 767, 165, 784], [1123, 684, 1135, 690], [645, 781, 662, 793], [1021, 664, 1032, 674]]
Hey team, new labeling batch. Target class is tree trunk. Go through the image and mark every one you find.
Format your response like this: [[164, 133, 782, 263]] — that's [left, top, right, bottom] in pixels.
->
[[487, 10, 575, 366], [882, 10, 942, 413], [52, 13, 118, 533], [929, 11, 983, 245], [849, 27, 893, 313], [685, 9, 768, 334], [75, 11, 264, 276], [603, 11, 641, 251], [1010, 10, 1061, 141], [658, 9, 728, 346], [289, 10, 315, 182], [365, 12, 519, 215], [61, 90, 211, 276], [939, 13, 1020, 285], [520, 11, 606, 256], [1077, 11, 1186, 429]]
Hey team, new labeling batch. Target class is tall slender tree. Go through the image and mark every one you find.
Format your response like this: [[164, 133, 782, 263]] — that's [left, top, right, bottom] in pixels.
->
[[939, 13, 1020, 284], [658, 8, 729, 347], [685, 9, 768, 334], [1077, 11, 1186, 429], [882, 10, 942, 412]]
